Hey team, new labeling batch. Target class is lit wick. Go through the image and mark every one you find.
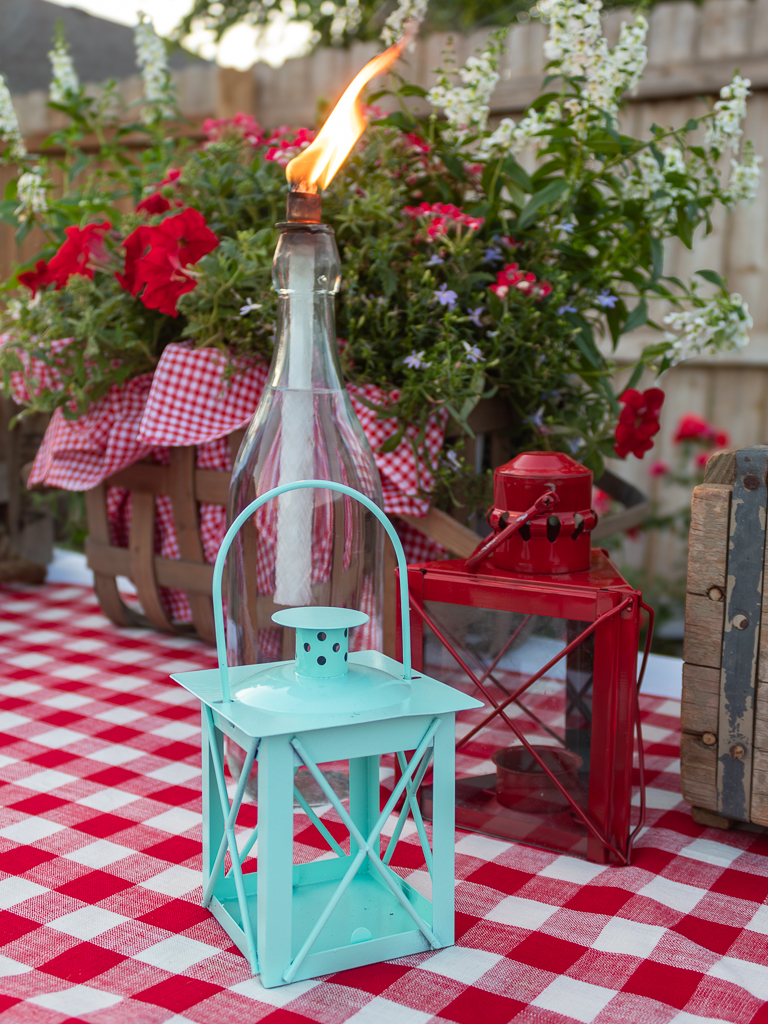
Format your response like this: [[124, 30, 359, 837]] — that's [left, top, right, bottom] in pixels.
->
[[286, 191, 322, 223]]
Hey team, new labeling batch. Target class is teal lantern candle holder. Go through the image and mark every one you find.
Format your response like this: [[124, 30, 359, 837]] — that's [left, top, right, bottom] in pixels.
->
[[171, 480, 481, 988]]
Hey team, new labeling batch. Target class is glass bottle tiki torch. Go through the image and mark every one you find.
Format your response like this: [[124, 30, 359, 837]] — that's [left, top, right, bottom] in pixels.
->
[[226, 42, 407, 676]]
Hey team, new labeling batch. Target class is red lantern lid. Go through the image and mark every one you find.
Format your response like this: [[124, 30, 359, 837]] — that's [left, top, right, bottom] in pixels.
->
[[487, 451, 596, 574]]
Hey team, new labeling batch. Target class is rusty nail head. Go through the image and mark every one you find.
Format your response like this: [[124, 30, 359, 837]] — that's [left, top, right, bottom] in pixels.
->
[[730, 744, 746, 760], [708, 587, 723, 602], [743, 474, 761, 491], [702, 732, 717, 746], [733, 614, 749, 630]]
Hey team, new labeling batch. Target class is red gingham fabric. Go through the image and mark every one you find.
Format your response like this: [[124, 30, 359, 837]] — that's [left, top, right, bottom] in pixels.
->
[[27, 374, 157, 492], [25, 346, 449, 621], [0, 582, 767, 1024]]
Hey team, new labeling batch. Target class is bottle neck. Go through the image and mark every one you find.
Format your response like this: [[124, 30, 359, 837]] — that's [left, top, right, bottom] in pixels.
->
[[269, 223, 345, 392]]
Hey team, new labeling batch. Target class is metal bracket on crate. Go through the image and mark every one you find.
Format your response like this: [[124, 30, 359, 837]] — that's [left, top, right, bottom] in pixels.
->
[[717, 446, 768, 820]]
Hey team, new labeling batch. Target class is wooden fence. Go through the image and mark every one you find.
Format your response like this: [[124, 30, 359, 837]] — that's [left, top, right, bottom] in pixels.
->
[[5, 0, 768, 584]]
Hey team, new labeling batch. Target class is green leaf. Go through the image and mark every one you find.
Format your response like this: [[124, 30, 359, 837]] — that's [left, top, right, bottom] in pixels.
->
[[696, 269, 725, 287], [625, 361, 645, 390], [4, 178, 17, 202], [440, 152, 466, 181], [68, 151, 91, 184], [623, 298, 648, 333], [675, 208, 694, 249], [502, 155, 532, 193], [371, 111, 413, 130], [606, 301, 624, 348], [516, 178, 568, 231], [378, 428, 404, 454], [571, 319, 602, 369], [650, 236, 663, 282], [398, 84, 427, 98], [0, 199, 18, 225]]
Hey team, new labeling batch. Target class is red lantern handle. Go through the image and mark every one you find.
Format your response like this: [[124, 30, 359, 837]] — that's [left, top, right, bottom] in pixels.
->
[[465, 489, 559, 571]]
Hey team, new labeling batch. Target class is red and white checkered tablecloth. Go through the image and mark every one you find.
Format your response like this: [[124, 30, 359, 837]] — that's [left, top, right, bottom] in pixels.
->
[[25, 345, 449, 622], [0, 582, 767, 1023]]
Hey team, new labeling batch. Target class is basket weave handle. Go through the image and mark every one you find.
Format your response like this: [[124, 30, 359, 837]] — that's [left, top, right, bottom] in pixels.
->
[[211, 479, 412, 702]]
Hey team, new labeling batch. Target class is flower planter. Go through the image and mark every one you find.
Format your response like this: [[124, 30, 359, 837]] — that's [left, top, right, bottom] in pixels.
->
[[83, 429, 647, 652], [83, 429, 481, 652]]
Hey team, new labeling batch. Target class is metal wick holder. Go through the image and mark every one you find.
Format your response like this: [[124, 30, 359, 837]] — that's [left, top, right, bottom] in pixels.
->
[[273, 606, 367, 679]]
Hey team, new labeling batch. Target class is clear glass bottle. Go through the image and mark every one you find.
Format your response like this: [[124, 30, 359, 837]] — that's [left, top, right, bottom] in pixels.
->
[[226, 220, 384, 675]]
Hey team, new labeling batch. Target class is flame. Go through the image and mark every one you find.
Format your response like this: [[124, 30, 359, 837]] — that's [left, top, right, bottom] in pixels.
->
[[286, 36, 408, 193]]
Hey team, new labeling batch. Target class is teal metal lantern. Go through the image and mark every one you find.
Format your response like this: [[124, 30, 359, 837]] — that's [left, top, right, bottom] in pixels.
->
[[171, 480, 480, 988]]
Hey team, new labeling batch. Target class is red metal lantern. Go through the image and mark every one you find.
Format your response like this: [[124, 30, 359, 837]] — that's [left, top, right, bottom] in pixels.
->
[[401, 451, 652, 865]]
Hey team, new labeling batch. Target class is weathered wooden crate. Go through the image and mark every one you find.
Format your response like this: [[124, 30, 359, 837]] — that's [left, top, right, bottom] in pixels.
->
[[682, 446, 768, 829]]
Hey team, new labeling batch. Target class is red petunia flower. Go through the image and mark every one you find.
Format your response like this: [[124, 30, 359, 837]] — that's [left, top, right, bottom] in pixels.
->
[[115, 225, 152, 295], [592, 488, 612, 515], [649, 460, 669, 477], [137, 192, 171, 215], [18, 259, 52, 296], [137, 168, 183, 215], [674, 413, 713, 444], [614, 387, 665, 459], [45, 221, 111, 289], [116, 207, 218, 317]]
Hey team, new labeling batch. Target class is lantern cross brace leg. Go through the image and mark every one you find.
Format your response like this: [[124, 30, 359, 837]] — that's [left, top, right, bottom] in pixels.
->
[[226, 822, 258, 876], [202, 706, 260, 972], [285, 720, 442, 984], [292, 784, 347, 857], [384, 749, 434, 875]]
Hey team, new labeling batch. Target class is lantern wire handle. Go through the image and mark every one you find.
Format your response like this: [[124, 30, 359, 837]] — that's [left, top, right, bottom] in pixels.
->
[[211, 479, 413, 703], [465, 489, 559, 571]]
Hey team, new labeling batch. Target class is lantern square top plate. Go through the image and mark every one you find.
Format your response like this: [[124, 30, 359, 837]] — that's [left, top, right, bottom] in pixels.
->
[[171, 649, 482, 738]]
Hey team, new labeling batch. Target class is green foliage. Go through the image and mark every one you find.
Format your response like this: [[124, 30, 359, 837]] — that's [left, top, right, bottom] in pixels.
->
[[173, 0, 695, 52], [0, 17, 757, 512]]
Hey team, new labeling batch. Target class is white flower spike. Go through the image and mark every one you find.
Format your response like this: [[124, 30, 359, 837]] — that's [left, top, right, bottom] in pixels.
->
[[663, 293, 752, 364], [16, 170, 47, 222], [135, 13, 173, 123], [381, 0, 428, 47], [49, 36, 79, 104], [0, 75, 25, 161]]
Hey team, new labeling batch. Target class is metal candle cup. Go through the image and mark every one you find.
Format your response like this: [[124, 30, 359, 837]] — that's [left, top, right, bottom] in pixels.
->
[[492, 745, 583, 813]]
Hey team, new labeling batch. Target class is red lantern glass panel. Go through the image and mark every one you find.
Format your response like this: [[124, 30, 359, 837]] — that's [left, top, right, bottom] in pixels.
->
[[403, 549, 646, 865]]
